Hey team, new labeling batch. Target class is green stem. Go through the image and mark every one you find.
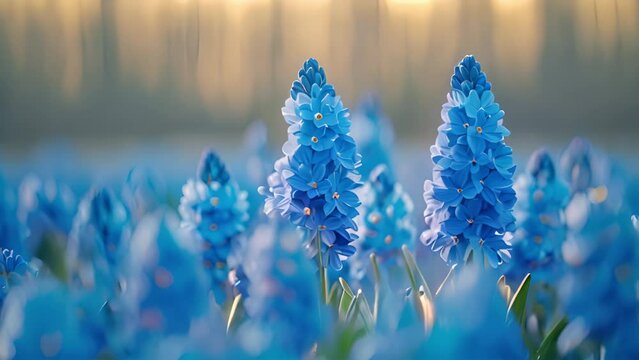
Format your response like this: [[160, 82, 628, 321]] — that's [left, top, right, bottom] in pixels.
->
[[316, 232, 328, 304], [369, 253, 381, 322]]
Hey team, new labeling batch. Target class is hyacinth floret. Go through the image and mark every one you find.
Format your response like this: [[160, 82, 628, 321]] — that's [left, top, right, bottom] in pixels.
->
[[260, 58, 362, 271], [422, 55, 515, 268], [179, 149, 249, 302], [507, 149, 570, 282]]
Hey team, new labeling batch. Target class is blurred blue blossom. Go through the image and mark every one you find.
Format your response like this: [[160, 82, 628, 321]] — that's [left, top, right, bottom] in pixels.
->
[[558, 138, 639, 352], [0, 176, 23, 254], [242, 221, 322, 357], [421, 265, 527, 359], [119, 210, 209, 354], [240, 120, 274, 221], [0, 280, 101, 359], [122, 167, 165, 224], [179, 149, 249, 303], [422, 55, 515, 268], [66, 187, 131, 300], [350, 93, 395, 180], [507, 149, 570, 283], [352, 165, 415, 281], [0, 248, 35, 307], [260, 58, 362, 271], [18, 176, 76, 257]]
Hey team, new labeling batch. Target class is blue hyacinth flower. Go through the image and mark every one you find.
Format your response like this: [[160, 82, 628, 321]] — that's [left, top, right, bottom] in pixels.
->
[[242, 222, 322, 357], [68, 187, 130, 268], [0, 248, 35, 308], [118, 210, 209, 354], [18, 176, 76, 257], [557, 138, 639, 352], [506, 149, 570, 284], [122, 167, 165, 224], [179, 149, 249, 303], [260, 58, 362, 271], [422, 55, 516, 268], [352, 165, 415, 281]]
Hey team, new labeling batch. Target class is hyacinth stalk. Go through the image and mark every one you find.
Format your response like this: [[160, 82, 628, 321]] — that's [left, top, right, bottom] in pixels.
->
[[259, 58, 362, 303], [422, 55, 516, 267], [179, 149, 249, 304]]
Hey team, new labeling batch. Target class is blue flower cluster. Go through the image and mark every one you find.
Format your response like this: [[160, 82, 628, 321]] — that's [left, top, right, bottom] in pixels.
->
[[117, 211, 210, 355], [557, 138, 639, 350], [0, 248, 34, 306], [355, 165, 415, 267], [179, 149, 249, 303], [260, 58, 362, 271], [422, 55, 516, 267], [507, 149, 570, 283], [242, 221, 321, 358], [18, 176, 76, 257]]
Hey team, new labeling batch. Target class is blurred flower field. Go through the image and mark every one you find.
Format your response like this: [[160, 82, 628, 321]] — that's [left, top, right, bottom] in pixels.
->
[[0, 56, 638, 360]]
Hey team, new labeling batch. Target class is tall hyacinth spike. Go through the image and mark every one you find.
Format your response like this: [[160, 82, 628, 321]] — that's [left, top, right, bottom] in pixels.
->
[[421, 55, 516, 267], [69, 188, 130, 268], [507, 149, 570, 283], [179, 149, 249, 304], [353, 164, 415, 279], [259, 58, 362, 272]]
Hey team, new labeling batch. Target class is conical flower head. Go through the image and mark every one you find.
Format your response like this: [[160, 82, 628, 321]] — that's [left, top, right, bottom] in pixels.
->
[[451, 55, 492, 97], [69, 187, 130, 267], [179, 149, 249, 303], [260, 58, 362, 271], [197, 148, 230, 186], [422, 55, 515, 268], [507, 149, 570, 283]]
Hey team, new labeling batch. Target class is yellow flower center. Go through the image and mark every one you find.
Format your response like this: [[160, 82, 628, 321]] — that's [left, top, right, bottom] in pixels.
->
[[310, 181, 318, 189], [311, 136, 319, 143], [466, 218, 474, 224], [314, 113, 323, 121], [534, 236, 543, 244], [209, 223, 218, 231], [384, 235, 393, 244], [210, 197, 220, 206], [479, 239, 485, 246], [463, 123, 469, 128], [216, 261, 225, 269], [476, 126, 483, 134], [303, 207, 311, 216], [319, 225, 327, 231], [370, 214, 381, 224], [457, 188, 463, 194], [332, 192, 340, 200]]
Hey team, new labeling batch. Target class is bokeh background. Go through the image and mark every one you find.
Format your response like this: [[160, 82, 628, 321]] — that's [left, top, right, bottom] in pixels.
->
[[1, 0, 638, 190]]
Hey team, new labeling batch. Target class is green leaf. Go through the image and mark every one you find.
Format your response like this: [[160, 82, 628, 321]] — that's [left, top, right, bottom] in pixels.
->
[[328, 281, 341, 309], [536, 317, 568, 360], [400, 245, 433, 300], [338, 277, 355, 321], [507, 273, 531, 326]]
